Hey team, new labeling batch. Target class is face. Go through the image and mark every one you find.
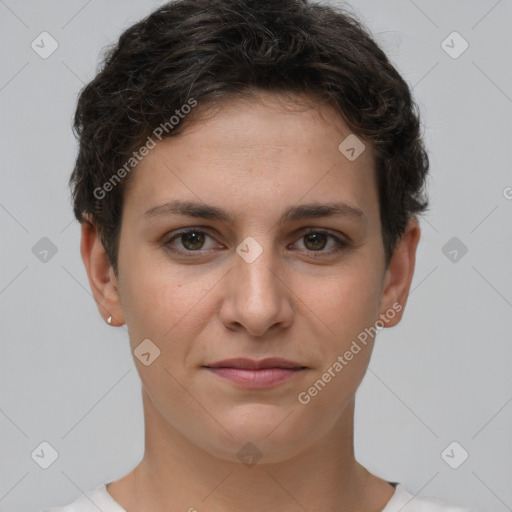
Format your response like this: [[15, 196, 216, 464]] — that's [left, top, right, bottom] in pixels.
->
[[83, 93, 419, 464]]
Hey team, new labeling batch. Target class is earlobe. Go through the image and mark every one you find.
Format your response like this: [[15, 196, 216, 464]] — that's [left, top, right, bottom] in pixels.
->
[[80, 219, 125, 327], [379, 218, 421, 327]]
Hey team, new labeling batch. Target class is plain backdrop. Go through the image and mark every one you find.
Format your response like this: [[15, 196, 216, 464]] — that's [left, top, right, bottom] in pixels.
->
[[1, 1, 511, 511]]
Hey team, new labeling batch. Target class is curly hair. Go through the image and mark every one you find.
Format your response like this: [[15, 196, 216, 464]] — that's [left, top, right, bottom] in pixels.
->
[[70, 0, 429, 276]]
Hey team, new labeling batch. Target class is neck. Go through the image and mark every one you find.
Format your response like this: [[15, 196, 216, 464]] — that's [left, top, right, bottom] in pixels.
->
[[108, 388, 394, 512]]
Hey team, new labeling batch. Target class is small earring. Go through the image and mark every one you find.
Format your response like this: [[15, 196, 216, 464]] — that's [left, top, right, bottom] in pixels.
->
[[107, 316, 112, 325]]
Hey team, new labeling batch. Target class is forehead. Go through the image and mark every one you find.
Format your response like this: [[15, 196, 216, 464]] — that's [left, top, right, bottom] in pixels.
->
[[121, 92, 379, 226]]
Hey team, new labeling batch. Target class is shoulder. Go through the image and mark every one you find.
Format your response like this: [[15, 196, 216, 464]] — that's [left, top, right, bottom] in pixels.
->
[[36, 483, 125, 512], [383, 484, 478, 512]]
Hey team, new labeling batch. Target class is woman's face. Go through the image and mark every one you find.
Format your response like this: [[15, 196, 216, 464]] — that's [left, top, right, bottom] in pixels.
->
[[95, 93, 416, 463]]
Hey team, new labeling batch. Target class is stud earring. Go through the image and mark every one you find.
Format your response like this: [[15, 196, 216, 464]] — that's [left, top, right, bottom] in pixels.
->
[[107, 316, 112, 325]]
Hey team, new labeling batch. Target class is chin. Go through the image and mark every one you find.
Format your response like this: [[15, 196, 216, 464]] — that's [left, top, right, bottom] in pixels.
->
[[197, 406, 313, 464]]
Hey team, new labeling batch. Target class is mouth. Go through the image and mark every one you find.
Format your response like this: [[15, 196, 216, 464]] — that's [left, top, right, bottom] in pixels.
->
[[203, 358, 307, 389]]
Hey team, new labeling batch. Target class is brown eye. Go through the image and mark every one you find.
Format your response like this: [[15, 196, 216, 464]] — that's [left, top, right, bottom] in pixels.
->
[[303, 232, 328, 251], [180, 231, 206, 250], [165, 229, 218, 253], [292, 230, 350, 256]]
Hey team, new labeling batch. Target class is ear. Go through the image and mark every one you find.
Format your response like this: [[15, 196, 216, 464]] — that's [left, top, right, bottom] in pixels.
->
[[80, 217, 125, 326], [378, 218, 421, 327]]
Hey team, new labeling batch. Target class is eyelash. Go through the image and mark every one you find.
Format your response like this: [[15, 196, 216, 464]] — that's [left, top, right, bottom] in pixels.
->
[[163, 227, 350, 258]]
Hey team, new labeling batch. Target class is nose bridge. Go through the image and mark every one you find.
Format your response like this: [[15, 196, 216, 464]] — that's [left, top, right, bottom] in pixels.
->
[[223, 234, 292, 335], [235, 234, 281, 302]]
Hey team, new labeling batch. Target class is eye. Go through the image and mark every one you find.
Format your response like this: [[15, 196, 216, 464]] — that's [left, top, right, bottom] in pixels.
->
[[163, 227, 350, 258], [165, 228, 220, 253], [292, 229, 349, 255]]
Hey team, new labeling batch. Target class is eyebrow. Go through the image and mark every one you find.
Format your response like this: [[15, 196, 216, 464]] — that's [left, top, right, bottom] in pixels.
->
[[144, 199, 366, 224]]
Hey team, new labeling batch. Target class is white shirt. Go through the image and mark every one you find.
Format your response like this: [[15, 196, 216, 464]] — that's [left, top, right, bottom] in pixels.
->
[[40, 482, 477, 512]]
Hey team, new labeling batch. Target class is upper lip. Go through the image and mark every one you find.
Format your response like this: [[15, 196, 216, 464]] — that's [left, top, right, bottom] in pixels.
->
[[205, 358, 306, 370]]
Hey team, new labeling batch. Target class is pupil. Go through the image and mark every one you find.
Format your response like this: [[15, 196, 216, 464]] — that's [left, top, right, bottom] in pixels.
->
[[305, 233, 326, 251], [183, 231, 204, 250]]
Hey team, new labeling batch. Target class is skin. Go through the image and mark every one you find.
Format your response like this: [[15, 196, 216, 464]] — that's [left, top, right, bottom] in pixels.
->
[[81, 92, 420, 512]]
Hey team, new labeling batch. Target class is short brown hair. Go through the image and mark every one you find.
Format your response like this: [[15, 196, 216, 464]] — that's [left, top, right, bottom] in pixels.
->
[[70, 0, 429, 276]]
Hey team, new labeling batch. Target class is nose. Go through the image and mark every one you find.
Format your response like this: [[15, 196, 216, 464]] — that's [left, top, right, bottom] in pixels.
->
[[219, 240, 294, 337]]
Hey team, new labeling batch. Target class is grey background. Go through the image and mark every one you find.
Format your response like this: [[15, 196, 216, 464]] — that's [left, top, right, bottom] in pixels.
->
[[0, 1, 511, 511]]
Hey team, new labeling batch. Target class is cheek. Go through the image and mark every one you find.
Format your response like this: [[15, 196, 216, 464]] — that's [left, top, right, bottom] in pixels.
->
[[119, 249, 217, 353], [291, 264, 382, 419], [296, 259, 383, 341]]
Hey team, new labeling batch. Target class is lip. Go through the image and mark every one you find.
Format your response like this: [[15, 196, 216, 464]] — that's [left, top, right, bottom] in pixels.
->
[[204, 358, 307, 389], [206, 358, 305, 370]]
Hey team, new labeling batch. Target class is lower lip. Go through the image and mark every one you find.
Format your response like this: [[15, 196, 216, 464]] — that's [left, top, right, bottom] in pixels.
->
[[206, 367, 305, 388]]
